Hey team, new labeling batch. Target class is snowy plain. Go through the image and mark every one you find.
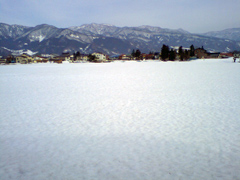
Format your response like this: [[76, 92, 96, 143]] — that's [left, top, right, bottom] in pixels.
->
[[0, 58, 240, 180]]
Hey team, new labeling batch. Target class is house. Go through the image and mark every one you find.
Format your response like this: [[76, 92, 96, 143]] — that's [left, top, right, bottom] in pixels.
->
[[119, 54, 131, 60], [0, 57, 6, 64], [194, 48, 209, 59], [195, 47, 223, 59], [49, 58, 63, 63], [92, 52, 107, 61], [70, 55, 75, 62], [219, 52, 233, 58], [33, 55, 48, 63], [74, 56, 82, 61], [142, 53, 154, 60], [119, 54, 125, 60], [16, 54, 33, 64], [60, 52, 71, 62], [80, 54, 89, 61], [49, 56, 65, 63], [62, 52, 71, 60], [49, 53, 72, 63], [82, 55, 89, 61], [6, 55, 16, 63], [208, 52, 220, 58], [71, 54, 89, 62]]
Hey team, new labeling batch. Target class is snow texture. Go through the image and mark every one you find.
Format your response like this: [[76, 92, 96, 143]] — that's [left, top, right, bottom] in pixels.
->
[[38, 35, 45, 42], [2, 47, 37, 56], [0, 59, 240, 180]]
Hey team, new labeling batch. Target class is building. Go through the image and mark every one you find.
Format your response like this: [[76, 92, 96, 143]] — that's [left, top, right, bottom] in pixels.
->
[[80, 54, 89, 61], [33, 55, 48, 63], [141, 53, 155, 60], [0, 57, 6, 64], [6, 55, 16, 63], [194, 48, 209, 59], [92, 52, 107, 61], [208, 52, 220, 58], [49, 56, 65, 63], [60, 52, 71, 62], [219, 53, 234, 58], [16, 54, 33, 64], [119, 54, 131, 60]]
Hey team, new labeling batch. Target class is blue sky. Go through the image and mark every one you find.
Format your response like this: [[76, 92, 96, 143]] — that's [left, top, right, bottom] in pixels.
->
[[0, 0, 240, 33]]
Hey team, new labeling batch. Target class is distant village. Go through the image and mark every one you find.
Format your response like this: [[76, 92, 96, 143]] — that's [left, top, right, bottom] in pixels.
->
[[0, 45, 240, 64]]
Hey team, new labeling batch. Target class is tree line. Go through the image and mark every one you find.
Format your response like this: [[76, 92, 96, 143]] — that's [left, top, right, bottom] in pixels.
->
[[76, 44, 196, 61], [131, 44, 195, 61], [161, 44, 195, 61]]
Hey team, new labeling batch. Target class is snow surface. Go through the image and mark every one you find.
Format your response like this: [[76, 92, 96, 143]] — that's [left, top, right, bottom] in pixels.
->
[[38, 35, 45, 42], [0, 58, 240, 180], [2, 47, 38, 56]]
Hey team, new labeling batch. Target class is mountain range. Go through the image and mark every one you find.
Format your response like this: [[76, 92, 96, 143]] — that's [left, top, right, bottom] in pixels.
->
[[0, 23, 240, 56]]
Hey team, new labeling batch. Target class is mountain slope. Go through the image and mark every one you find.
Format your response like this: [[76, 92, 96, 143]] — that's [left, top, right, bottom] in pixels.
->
[[1, 23, 240, 57], [0, 24, 95, 55], [70, 23, 240, 53], [0, 23, 31, 39], [70, 24, 239, 52], [202, 28, 240, 41]]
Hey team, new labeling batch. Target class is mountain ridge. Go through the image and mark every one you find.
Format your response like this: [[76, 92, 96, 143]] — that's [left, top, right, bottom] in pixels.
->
[[1, 23, 240, 56], [202, 27, 240, 41]]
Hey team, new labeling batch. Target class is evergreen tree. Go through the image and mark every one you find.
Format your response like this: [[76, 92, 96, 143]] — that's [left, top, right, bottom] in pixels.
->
[[135, 49, 141, 59], [178, 46, 184, 61], [190, 45, 195, 56], [73, 52, 76, 61], [131, 49, 136, 58], [178, 46, 183, 55], [76, 51, 81, 57], [169, 49, 176, 61], [161, 44, 169, 61], [73, 51, 81, 61], [88, 54, 96, 62], [183, 50, 190, 60]]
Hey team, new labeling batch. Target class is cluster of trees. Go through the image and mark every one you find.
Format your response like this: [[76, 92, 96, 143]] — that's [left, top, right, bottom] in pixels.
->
[[161, 44, 195, 61], [131, 49, 142, 59], [73, 51, 81, 60], [131, 45, 195, 61], [88, 54, 97, 62]]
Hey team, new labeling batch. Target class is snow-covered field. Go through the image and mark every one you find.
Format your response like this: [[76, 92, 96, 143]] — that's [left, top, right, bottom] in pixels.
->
[[0, 58, 240, 180]]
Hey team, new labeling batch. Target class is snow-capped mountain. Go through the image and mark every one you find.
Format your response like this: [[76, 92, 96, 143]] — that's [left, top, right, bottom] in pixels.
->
[[69, 23, 120, 36], [0, 23, 31, 39], [203, 28, 240, 41], [70, 23, 240, 54], [0, 23, 240, 56], [0, 23, 96, 55]]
